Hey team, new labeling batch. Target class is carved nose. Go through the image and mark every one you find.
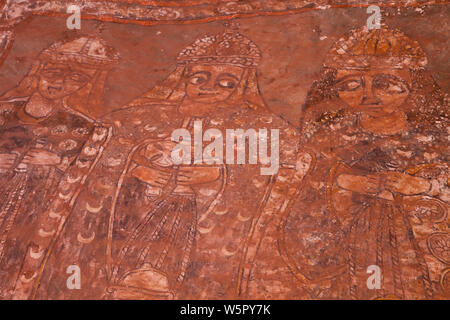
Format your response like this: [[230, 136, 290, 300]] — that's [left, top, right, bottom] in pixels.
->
[[200, 85, 214, 91], [361, 82, 381, 105], [361, 95, 381, 105]]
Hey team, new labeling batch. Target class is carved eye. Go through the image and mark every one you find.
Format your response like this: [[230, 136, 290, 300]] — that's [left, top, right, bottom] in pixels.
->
[[217, 78, 237, 89], [189, 75, 207, 85], [373, 74, 408, 94], [69, 72, 89, 83], [42, 68, 65, 79], [383, 81, 407, 94], [336, 78, 362, 91]]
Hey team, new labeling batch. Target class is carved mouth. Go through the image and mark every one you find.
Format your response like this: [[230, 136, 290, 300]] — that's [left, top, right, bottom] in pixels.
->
[[47, 86, 62, 94], [356, 106, 385, 112]]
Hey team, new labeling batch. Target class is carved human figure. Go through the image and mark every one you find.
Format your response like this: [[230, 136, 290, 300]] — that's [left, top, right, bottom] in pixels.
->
[[0, 36, 119, 299], [29, 27, 310, 300], [283, 26, 449, 299]]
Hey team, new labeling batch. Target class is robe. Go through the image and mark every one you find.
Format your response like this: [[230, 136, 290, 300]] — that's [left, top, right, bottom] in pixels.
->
[[29, 102, 310, 299], [0, 99, 110, 299], [285, 112, 449, 299]]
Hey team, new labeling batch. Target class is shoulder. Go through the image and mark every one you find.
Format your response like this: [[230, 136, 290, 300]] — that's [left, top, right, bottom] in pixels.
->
[[104, 104, 177, 122], [102, 103, 180, 135], [0, 100, 24, 127], [243, 108, 298, 131], [0, 100, 23, 114], [256, 109, 299, 144], [243, 108, 301, 162]]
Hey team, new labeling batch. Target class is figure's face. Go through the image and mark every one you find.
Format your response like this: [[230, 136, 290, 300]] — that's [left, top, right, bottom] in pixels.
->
[[185, 64, 244, 104], [38, 62, 96, 100], [335, 69, 411, 117]]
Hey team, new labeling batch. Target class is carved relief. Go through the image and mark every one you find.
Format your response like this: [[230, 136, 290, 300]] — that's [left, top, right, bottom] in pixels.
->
[[284, 25, 449, 300], [0, 1, 448, 300], [0, 35, 118, 299]]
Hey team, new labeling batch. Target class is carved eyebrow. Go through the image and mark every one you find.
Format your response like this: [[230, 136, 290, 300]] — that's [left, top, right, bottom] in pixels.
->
[[63, 67, 94, 80], [42, 67, 67, 72], [335, 74, 363, 82], [70, 72, 93, 81], [374, 73, 411, 90], [217, 73, 240, 81], [188, 71, 211, 77]]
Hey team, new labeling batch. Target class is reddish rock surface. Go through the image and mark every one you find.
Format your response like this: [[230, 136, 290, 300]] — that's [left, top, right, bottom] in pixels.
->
[[0, 1, 448, 300]]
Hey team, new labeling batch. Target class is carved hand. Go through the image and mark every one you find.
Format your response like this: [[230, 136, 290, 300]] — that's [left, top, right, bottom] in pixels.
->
[[176, 166, 221, 185], [383, 172, 431, 195], [21, 148, 61, 166], [0, 152, 18, 170], [336, 173, 381, 195], [131, 165, 172, 188]]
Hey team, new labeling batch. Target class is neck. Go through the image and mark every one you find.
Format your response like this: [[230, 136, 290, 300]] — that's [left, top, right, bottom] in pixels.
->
[[24, 92, 58, 118], [360, 110, 407, 135]]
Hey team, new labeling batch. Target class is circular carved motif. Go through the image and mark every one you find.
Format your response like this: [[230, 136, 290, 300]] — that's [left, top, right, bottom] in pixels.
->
[[408, 198, 447, 224], [440, 268, 450, 293], [427, 232, 450, 264]]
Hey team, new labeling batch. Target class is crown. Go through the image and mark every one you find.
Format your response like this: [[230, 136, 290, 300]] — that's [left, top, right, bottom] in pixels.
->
[[177, 25, 261, 68], [324, 26, 427, 70], [39, 36, 120, 69]]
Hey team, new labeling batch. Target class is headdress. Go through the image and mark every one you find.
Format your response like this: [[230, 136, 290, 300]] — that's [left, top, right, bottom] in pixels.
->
[[126, 26, 265, 110], [39, 36, 120, 70], [323, 26, 427, 70], [176, 24, 261, 68], [0, 36, 120, 118]]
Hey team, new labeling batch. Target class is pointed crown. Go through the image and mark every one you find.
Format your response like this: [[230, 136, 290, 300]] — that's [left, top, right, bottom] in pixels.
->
[[177, 24, 261, 68], [324, 26, 427, 70], [39, 36, 120, 69]]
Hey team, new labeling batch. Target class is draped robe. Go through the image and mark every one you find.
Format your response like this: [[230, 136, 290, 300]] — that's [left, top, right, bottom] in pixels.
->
[[285, 113, 449, 299], [0, 99, 110, 299], [27, 100, 312, 299]]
